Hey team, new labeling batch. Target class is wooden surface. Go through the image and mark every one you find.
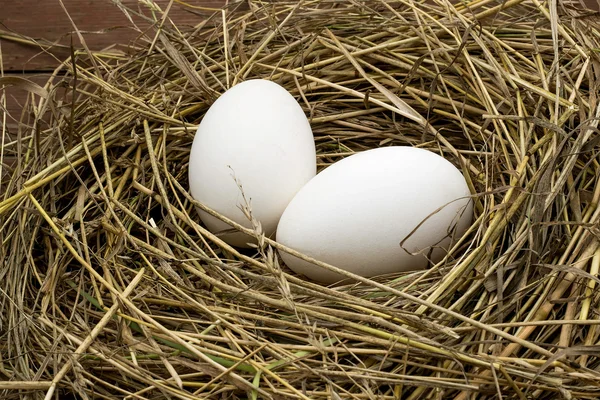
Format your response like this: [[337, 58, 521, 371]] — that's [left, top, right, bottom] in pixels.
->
[[2, 0, 231, 71], [1, 0, 599, 129], [1, 0, 229, 124]]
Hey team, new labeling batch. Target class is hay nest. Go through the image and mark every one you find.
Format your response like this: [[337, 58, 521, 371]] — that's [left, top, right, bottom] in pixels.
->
[[2, 0, 600, 398]]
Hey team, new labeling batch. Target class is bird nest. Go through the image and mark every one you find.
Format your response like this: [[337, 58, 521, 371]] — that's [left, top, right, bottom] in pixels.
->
[[2, 1, 600, 399]]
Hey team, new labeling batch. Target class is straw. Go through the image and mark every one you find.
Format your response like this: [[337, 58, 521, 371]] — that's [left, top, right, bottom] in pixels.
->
[[1, 0, 600, 398]]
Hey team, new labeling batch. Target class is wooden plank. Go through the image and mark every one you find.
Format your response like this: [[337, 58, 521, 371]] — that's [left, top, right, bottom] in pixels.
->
[[1, 0, 229, 71], [2, 73, 54, 125], [1, 0, 230, 137], [1, 0, 230, 184]]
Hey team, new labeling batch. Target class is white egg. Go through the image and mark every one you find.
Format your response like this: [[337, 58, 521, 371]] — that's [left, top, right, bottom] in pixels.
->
[[276, 147, 473, 284], [188, 79, 316, 247]]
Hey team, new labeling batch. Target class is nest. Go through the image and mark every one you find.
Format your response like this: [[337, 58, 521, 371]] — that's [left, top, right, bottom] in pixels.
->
[[2, 0, 600, 398]]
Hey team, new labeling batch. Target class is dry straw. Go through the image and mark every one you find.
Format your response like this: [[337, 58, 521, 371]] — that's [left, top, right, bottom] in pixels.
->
[[2, 0, 600, 398]]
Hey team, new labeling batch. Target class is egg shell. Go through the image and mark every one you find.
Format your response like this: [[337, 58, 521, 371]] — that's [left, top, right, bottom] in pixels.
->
[[276, 146, 473, 284], [188, 79, 316, 247]]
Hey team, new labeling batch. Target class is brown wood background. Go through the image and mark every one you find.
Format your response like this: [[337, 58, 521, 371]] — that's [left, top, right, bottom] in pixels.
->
[[1, 0, 599, 140], [1, 0, 230, 124]]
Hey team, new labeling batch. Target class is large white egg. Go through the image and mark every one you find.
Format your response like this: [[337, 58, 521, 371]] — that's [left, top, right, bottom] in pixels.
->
[[188, 79, 316, 247], [276, 147, 472, 284]]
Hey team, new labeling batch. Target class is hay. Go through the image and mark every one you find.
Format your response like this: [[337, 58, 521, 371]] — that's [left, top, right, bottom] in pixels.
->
[[2, 0, 600, 398]]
